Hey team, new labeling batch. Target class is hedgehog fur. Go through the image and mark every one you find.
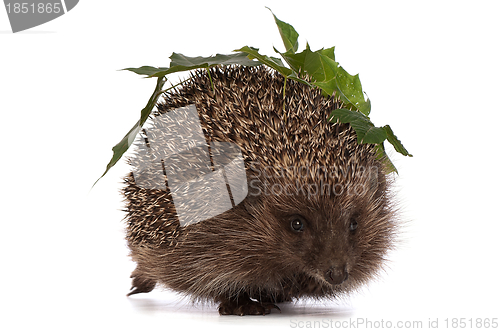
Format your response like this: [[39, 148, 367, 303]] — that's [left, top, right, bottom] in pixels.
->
[[122, 65, 398, 315]]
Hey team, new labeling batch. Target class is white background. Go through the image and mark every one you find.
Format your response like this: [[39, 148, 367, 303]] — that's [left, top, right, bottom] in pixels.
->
[[1, 1, 499, 331]]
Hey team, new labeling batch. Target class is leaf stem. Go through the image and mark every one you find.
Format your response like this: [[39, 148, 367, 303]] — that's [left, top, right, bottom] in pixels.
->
[[159, 77, 191, 95], [283, 76, 287, 104], [283, 76, 287, 101], [93, 76, 166, 188], [206, 67, 215, 93], [282, 76, 287, 122]]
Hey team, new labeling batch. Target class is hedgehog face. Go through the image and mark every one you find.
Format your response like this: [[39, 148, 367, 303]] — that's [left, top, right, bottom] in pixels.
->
[[277, 209, 354, 287], [244, 166, 393, 295], [267, 197, 356, 290]]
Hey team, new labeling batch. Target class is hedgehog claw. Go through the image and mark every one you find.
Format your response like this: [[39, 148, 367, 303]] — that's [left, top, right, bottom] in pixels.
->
[[218, 294, 281, 316], [127, 269, 156, 296]]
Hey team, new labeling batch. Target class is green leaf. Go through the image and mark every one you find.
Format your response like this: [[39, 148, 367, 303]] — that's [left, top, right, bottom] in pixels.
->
[[235, 46, 293, 76], [329, 108, 404, 173], [277, 47, 307, 75], [283, 47, 338, 96], [319, 46, 335, 61], [93, 76, 166, 187], [123, 52, 261, 78], [279, 43, 368, 115], [359, 97, 371, 116], [329, 108, 412, 172], [376, 143, 398, 174], [334, 65, 369, 113], [277, 45, 336, 79], [383, 125, 413, 157], [236, 46, 312, 87], [328, 108, 386, 144], [169, 52, 261, 68], [267, 7, 299, 53], [360, 126, 387, 144], [100, 7, 412, 187], [122, 66, 170, 76], [301, 51, 370, 116], [287, 72, 314, 87], [328, 108, 367, 124], [304, 47, 337, 84]]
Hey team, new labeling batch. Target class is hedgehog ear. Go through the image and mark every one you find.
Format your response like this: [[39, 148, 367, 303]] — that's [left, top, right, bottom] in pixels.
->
[[243, 176, 263, 217]]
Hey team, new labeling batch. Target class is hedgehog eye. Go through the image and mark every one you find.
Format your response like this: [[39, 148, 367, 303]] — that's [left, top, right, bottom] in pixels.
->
[[349, 220, 358, 232], [290, 216, 305, 232]]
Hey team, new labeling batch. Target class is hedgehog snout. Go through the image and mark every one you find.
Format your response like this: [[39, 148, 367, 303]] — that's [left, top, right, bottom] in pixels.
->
[[325, 264, 349, 285]]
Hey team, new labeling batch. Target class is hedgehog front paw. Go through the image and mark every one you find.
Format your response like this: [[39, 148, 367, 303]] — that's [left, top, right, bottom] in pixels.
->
[[218, 294, 281, 316]]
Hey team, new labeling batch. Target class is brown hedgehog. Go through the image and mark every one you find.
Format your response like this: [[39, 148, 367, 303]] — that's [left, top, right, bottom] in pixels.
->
[[122, 65, 398, 315]]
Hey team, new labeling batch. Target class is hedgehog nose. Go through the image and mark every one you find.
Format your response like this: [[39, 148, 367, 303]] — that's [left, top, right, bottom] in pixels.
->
[[325, 265, 349, 285]]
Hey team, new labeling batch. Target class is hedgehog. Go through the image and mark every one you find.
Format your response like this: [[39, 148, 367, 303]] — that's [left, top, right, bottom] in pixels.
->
[[122, 65, 398, 315]]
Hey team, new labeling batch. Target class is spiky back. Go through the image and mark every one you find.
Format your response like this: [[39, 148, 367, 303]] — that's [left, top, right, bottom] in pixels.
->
[[124, 65, 383, 248]]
